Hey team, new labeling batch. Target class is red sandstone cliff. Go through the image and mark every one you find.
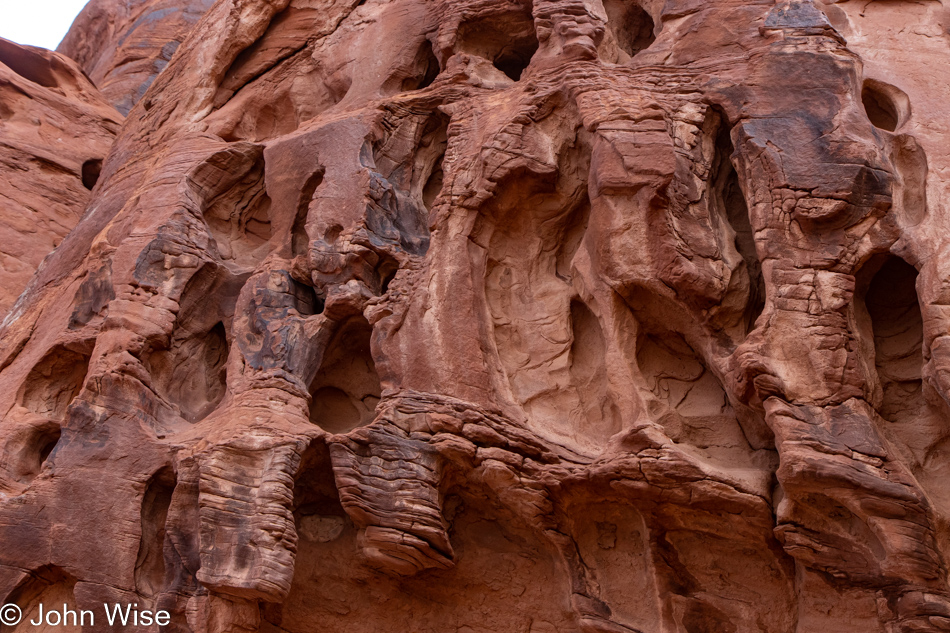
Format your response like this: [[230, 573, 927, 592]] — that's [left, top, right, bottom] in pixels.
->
[[1, 0, 950, 631]]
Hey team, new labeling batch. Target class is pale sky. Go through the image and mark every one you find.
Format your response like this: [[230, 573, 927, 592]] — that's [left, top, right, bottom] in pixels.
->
[[0, 0, 90, 51]]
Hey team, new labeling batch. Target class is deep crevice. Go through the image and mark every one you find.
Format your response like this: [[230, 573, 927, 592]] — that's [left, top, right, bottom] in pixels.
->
[[422, 153, 444, 211], [378, 257, 399, 295], [712, 114, 764, 334], [293, 439, 347, 543]]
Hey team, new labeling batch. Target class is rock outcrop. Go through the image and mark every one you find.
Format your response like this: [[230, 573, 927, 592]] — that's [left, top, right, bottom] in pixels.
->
[[1, 0, 950, 631], [0, 38, 122, 322], [57, 0, 214, 115]]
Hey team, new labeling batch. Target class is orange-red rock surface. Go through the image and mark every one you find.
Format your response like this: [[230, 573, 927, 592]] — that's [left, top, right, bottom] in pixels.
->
[[57, 0, 214, 114], [0, 39, 122, 322], [2, 0, 950, 631]]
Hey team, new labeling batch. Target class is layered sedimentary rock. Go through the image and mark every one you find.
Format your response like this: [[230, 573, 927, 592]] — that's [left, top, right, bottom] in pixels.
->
[[0, 39, 122, 321], [1, 0, 950, 631]]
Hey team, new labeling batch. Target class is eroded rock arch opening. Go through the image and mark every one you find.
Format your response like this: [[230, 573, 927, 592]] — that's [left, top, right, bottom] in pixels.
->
[[292, 441, 348, 549], [308, 316, 381, 433]]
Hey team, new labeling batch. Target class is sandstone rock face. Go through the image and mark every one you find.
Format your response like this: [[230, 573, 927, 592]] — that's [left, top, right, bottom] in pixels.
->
[[0, 39, 122, 322], [1, 0, 950, 631], [57, 0, 214, 114]]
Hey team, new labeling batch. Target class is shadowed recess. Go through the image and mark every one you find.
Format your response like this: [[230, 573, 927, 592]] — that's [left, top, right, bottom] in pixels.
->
[[135, 466, 176, 597], [864, 257, 923, 424], [81, 159, 102, 190], [308, 316, 381, 433], [861, 79, 910, 132], [455, 8, 539, 80], [603, 0, 656, 59], [713, 116, 764, 333], [19, 346, 91, 422]]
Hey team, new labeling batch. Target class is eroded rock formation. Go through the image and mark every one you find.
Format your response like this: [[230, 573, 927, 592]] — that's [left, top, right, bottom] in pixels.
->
[[1, 0, 950, 631], [0, 39, 122, 321]]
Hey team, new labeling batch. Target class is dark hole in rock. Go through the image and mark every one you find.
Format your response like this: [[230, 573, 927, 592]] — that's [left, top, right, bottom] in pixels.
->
[[13, 422, 64, 486], [37, 427, 61, 465], [81, 159, 102, 190], [713, 115, 764, 333], [456, 11, 539, 81], [863, 82, 899, 132], [292, 278, 324, 315], [309, 316, 381, 433], [864, 257, 924, 424], [493, 48, 535, 81], [401, 41, 441, 91], [422, 153, 444, 211], [603, 0, 656, 58], [135, 466, 176, 597], [379, 258, 399, 295], [293, 440, 347, 538]]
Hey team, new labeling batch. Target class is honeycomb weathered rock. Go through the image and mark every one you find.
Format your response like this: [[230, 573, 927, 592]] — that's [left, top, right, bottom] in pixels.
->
[[2, 0, 950, 631]]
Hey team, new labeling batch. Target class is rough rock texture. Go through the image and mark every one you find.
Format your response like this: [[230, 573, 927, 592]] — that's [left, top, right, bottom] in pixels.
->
[[57, 0, 215, 114], [0, 39, 122, 322], [1, 0, 950, 631]]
